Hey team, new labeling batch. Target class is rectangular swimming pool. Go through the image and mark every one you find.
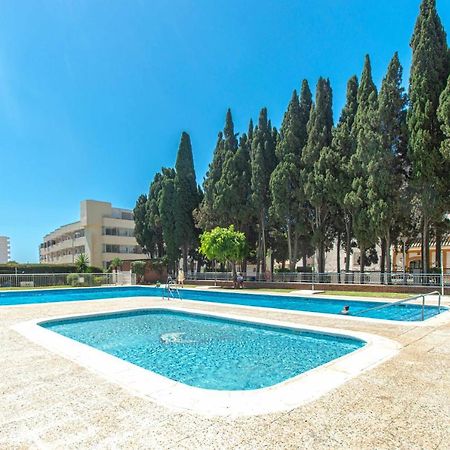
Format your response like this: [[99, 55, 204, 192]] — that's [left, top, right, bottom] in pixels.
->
[[41, 309, 365, 390], [1, 286, 446, 321]]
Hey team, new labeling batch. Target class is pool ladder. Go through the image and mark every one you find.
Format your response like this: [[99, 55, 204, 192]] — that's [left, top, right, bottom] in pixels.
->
[[354, 291, 441, 321], [163, 277, 181, 300]]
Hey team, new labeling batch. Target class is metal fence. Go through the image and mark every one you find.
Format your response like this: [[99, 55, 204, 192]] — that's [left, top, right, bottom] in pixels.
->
[[186, 271, 450, 288], [0, 272, 135, 289]]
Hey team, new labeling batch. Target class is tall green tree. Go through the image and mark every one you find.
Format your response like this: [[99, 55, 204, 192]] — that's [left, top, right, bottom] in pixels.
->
[[159, 168, 178, 273], [438, 75, 450, 160], [215, 133, 253, 232], [146, 172, 166, 257], [345, 55, 380, 273], [174, 132, 199, 272], [270, 83, 312, 270], [197, 109, 237, 229], [134, 194, 151, 255], [251, 107, 277, 274], [371, 52, 408, 279], [331, 75, 359, 273], [301, 77, 334, 273], [407, 0, 450, 272]]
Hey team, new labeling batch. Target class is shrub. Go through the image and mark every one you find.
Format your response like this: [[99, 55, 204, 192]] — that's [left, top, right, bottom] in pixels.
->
[[67, 273, 81, 286], [86, 266, 103, 274], [93, 276, 105, 286]]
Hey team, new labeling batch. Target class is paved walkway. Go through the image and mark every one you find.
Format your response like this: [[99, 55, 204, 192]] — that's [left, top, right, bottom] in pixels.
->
[[1, 293, 449, 449]]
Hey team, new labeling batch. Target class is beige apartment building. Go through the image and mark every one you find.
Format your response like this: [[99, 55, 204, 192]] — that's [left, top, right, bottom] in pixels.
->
[[0, 236, 11, 263], [39, 200, 149, 269]]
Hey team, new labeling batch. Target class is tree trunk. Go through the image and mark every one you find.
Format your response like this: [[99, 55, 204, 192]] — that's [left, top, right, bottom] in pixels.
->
[[293, 229, 299, 272], [380, 238, 386, 285], [386, 228, 392, 285], [287, 222, 294, 272], [336, 235, 341, 283], [260, 210, 267, 274], [436, 225, 442, 269], [182, 244, 188, 273], [360, 246, 365, 283], [423, 217, 430, 274], [345, 219, 352, 283]]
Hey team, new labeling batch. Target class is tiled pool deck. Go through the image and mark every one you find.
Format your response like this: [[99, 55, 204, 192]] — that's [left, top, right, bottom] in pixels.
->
[[1, 291, 450, 449]]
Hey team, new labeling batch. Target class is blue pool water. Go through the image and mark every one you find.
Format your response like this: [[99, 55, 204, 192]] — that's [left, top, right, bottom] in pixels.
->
[[1, 286, 446, 321], [41, 309, 365, 390]]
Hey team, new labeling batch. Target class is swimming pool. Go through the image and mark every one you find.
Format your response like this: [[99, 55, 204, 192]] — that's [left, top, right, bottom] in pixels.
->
[[41, 309, 365, 390], [1, 286, 445, 321]]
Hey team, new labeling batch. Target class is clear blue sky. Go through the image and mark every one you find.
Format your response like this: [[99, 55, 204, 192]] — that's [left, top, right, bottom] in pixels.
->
[[0, 0, 448, 263]]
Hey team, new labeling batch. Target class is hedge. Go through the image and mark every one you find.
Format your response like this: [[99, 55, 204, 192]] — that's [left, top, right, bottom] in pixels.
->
[[0, 264, 77, 274]]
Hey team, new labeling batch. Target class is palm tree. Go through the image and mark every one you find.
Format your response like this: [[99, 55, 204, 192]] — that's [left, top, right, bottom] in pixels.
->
[[109, 257, 123, 272], [75, 253, 89, 273]]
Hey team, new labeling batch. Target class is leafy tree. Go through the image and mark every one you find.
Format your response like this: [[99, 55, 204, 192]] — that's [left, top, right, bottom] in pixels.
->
[[407, 0, 450, 272], [345, 55, 380, 274], [301, 77, 334, 273], [174, 132, 199, 272], [199, 225, 247, 277], [131, 260, 146, 284], [331, 75, 359, 273], [370, 52, 408, 279], [75, 253, 89, 273]]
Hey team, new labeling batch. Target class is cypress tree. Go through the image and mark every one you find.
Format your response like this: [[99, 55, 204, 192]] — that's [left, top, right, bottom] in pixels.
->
[[251, 107, 277, 273], [174, 132, 199, 272], [299, 80, 313, 149], [331, 75, 359, 273], [370, 52, 408, 280], [133, 194, 151, 255], [197, 109, 238, 229], [159, 168, 178, 273], [301, 77, 334, 273], [215, 132, 253, 232], [345, 55, 380, 274], [271, 90, 302, 270], [438, 75, 450, 160], [147, 171, 166, 257], [407, 0, 449, 272]]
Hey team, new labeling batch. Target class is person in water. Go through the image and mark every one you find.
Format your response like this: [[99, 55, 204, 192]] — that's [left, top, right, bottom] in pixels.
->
[[341, 305, 350, 315]]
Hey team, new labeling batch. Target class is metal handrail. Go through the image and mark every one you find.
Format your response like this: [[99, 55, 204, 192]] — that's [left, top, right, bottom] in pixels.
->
[[355, 291, 441, 321], [163, 277, 181, 300]]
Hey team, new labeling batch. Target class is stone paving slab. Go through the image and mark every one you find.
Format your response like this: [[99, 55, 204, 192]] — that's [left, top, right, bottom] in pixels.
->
[[1, 294, 449, 449]]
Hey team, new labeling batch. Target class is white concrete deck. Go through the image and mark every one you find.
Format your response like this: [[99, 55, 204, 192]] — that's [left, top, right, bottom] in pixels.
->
[[1, 291, 449, 449]]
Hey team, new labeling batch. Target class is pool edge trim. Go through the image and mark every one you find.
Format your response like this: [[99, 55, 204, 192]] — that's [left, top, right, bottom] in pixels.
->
[[12, 305, 400, 418]]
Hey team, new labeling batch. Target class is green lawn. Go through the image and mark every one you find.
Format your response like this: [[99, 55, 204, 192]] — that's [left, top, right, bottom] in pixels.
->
[[0, 285, 74, 291], [322, 290, 411, 299], [238, 287, 412, 299]]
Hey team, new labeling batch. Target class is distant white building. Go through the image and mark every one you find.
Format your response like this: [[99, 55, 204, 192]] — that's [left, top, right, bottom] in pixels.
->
[[0, 236, 11, 263]]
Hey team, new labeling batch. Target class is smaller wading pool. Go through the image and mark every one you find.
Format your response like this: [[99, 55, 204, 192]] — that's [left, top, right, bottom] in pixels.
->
[[14, 307, 400, 415], [41, 309, 365, 390]]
